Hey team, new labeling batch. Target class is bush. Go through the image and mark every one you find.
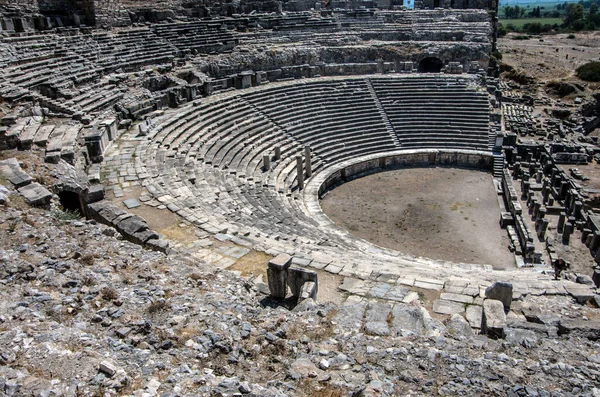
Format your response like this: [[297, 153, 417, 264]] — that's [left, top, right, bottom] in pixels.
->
[[524, 22, 543, 34], [497, 23, 507, 37], [576, 62, 600, 82], [567, 33, 576, 38]]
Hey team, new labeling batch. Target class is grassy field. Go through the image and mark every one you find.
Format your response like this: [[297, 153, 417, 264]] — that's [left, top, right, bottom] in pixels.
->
[[498, 1, 569, 17], [500, 17, 563, 28]]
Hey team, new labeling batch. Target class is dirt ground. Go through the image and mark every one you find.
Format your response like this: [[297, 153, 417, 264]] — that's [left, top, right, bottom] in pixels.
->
[[321, 167, 515, 269], [499, 31, 600, 84]]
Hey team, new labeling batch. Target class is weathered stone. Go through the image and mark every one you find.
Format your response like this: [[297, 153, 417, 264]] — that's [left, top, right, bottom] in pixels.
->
[[267, 253, 292, 298], [17, 182, 52, 206], [446, 314, 474, 340], [481, 299, 506, 338], [364, 302, 391, 336], [287, 265, 317, 298], [299, 281, 317, 302], [503, 327, 538, 347], [99, 360, 117, 377], [391, 304, 424, 336], [485, 281, 513, 310], [432, 299, 465, 315], [466, 305, 483, 329], [565, 284, 595, 304], [558, 319, 600, 340]]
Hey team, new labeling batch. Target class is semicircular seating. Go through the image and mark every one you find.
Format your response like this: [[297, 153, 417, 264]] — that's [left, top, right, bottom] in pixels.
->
[[136, 74, 494, 270]]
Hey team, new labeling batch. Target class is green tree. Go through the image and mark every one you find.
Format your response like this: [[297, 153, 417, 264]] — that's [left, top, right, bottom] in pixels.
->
[[564, 3, 585, 27], [590, 3, 599, 15]]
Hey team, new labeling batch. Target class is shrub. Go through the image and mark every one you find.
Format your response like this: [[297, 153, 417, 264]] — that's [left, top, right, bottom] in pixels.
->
[[497, 23, 507, 37], [51, 208, 81, 221], [101, 287, 119, 301], [567, 33, 576, 38], [576, 62, 600, 82]]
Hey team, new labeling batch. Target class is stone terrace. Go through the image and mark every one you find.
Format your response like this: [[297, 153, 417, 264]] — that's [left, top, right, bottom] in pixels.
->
[[96, 74, 586, 303]]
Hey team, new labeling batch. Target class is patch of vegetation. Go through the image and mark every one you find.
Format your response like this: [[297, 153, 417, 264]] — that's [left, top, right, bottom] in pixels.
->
[[576, 62, 600, 82], [80, 253, 95, 266], [50, 207, 82, 221], [147, 299, 168, 314], [100, 287, 119, 301]]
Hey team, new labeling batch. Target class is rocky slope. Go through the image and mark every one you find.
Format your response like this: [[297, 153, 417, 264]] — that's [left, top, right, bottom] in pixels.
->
[[1, 171, 600, 397]]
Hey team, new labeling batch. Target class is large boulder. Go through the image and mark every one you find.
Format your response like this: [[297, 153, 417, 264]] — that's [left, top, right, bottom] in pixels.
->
[[481, 299, 506, 338]]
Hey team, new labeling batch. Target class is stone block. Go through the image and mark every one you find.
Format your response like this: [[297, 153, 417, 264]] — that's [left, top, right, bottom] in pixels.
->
[[99, 360, 117, 377], [432, 299, 465, 315], [299, 281, 317, 302], [391, 304, 425, 336], [558, 319, 600, 340], [269, 253, 292, 271], [481, 299, 506, 338], [287, 265, 318, 298], [485, 281, 513, 310], [466, 305, 483, 329], [17, 183, 52, 206], [84, 185, 105, 204], [364, 302, 391, 336], [446, 313, 474, 340]]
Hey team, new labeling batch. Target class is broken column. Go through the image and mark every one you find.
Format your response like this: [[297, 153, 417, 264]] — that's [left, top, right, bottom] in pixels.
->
[[590, 231, 600, 251], [296, 156, 304, 190], [558, 212, 566, 233], [562, 222, 573, 245], [263, 154, 271, 172], [274, 146, 281, 161], [267, 254, 292, 298], [304, 146, 312, 178], [538, 218, 549, 238], [287, 265, 318, 302]]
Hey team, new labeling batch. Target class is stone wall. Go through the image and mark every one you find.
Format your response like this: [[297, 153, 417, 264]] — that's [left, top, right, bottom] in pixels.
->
[[318, 150, 494, 197]]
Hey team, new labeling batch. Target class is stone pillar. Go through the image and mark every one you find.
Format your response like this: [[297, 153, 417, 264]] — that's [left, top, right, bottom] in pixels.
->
[[562, 222, 573, 245], [559, 181, 569, 200], [274, 146, 281, 161], [296, 156, 304, 190], [304, 146, 312, 178], [263, 154, 271, 171], [537, 207, 546, 221], [536, 171, 543, 183], [590, 231, 600, 251], [574, 201, 583, 220], [267, 254, 292, 298], [513, 162, 521, 178], [538, 219, 549, 239], [558, 212, 566, 233], [582, 228, 592, 244]]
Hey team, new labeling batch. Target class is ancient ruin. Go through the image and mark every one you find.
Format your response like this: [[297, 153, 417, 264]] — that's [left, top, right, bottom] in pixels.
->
[[1, 0, 600, 395]]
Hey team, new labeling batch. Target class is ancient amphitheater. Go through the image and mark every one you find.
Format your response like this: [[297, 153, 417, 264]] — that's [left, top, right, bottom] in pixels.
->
[[2, 0, 600, 395]]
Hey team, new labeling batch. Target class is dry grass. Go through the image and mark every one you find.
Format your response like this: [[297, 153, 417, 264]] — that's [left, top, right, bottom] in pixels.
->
[[296, 379, 344, 397], [157, 223, 197, 244], [80, 254, 95, 266], [100, 287, 119, 301], [228, 250, 272, 279], [146, 300, 168, 314]]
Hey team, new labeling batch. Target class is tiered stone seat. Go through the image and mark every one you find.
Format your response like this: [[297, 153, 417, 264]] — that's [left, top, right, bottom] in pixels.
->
[[152, 21, 238, 55], [132, 75, 494, 255], [370, 76, 490, 150], [69, 29, 177, 73], [243, 79, 397, 169]]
